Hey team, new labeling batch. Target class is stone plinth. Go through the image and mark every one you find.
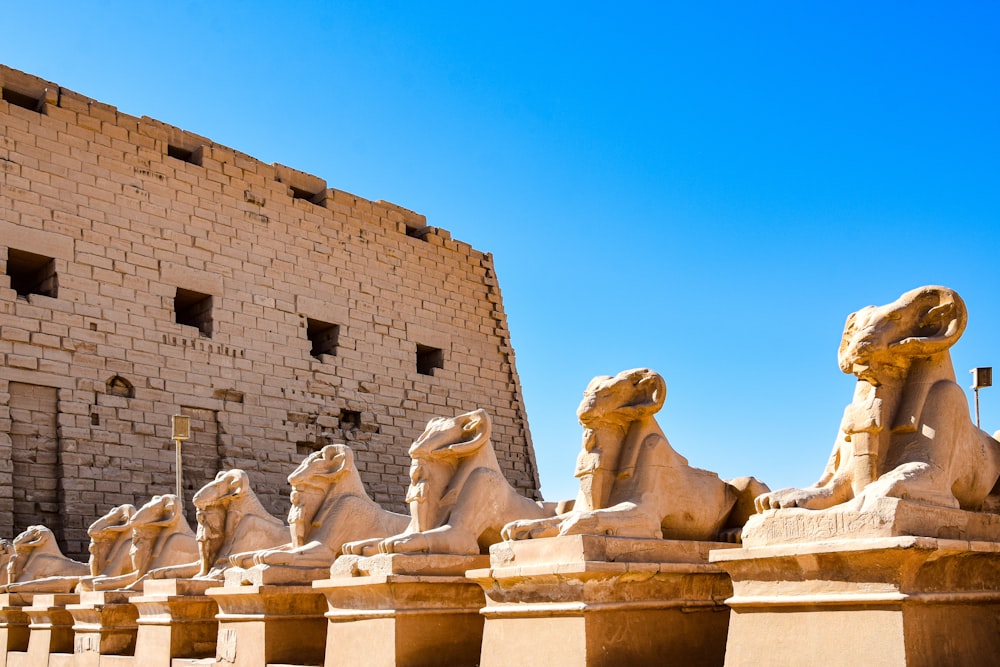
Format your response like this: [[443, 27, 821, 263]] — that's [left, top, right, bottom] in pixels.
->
[[741, 497, 1000, 547], [130, 580, 218, 667], [314, 553, 490, 667], [469, 536, 737, 667], [208, 584, 327, 667], [223, 564, 330, 588], [713, 501, 1000, 667], [18, 594, 78, 667], [0, 594, 32, 667], [65, 591, 139, 667]]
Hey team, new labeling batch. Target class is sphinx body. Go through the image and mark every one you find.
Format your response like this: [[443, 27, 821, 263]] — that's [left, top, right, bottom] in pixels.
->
[[82, 494, 199, 591], [503, 368, 767, 543], [756, 286, 1000, 513], [343, 409, 555, 557], [242, 444, 408, 570], [138, 469, 288, 581], [3, 525, 90, 592]]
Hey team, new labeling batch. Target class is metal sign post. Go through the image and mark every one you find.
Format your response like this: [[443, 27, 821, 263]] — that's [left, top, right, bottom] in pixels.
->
[[171, 414, 191, 509], [970, 368, 992, 429]]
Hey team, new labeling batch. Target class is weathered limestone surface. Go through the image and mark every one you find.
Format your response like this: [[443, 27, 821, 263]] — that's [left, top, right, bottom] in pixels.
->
[[472, 535, 737, 667], [209, 584, 327, 667], [0, 64, 539, 559], [716, 286, 1000, 667], [65, 591, 139, 664], [20, 594, 77, 667], [130, 580, 218, 667], [0, 594, 30, 667], [316, 553, 489, 667], [713, 530, 1000, 666]]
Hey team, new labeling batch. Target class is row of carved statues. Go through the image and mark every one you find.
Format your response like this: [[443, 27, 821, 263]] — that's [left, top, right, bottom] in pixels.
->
[[3, 285, 998, 592]]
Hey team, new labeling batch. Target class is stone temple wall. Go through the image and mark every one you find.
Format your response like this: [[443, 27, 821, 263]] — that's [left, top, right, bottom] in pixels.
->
[[0, 65, 540, 558]]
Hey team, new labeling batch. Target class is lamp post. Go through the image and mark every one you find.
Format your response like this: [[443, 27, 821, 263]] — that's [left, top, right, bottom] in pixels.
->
[[970, 368, 992, 429], [171, 414, 191, 509]]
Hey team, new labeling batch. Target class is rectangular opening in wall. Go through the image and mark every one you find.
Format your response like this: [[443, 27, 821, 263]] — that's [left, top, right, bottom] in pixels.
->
[[340, 410, 361, 430], [1, 87, 43, 112], [306, 318, 339, 358], [167, 144, 201, 165], [6, 248, 58, 298], [290, 186, 325, 206], [175, 288, 213, 337], [405, 225, 429, 241], [9, 382, 63, 546], [416, 344, 444, 376], [296, 441, 320, 457]]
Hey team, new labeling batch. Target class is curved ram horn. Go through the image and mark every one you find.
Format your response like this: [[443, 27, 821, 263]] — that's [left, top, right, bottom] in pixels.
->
[[443, 409, 493, 457], [890, 286, 967, 357]]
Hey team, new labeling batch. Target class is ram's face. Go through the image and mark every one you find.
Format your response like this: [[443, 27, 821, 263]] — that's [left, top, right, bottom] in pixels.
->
[[131, 494, 177, 528], [837, 287, 966, 383], [88, 504, 135, 539], [576, 369, 666, 427], [408, 411, 483, 458], [577, 375, 625, 423], [194, 470, 244, 510], [288, 445, 350, 491], [13, 526, 47, 550]]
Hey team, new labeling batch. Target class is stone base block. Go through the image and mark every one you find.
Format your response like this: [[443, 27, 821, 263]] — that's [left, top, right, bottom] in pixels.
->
[[208, 584, 327, 667], [711, 534, 1000, 666], [0, 593, 32, 667], [66, 591, 139, 666], [470, 536, 737, 667], [223, 564, 330, 588], [315, 553, 489, 667], [131, 580, 218, 667], [741, 497, 1000, 547], [23, 593, 79, 667]]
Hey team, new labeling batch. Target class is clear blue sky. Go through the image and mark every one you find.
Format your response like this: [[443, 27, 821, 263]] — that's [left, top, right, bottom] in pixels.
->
[[4, 2, 998, 502]]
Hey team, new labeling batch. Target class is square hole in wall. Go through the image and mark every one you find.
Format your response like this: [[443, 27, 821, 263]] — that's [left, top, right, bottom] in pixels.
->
[[340, 410, 361, 430], [416, 344, 444, 376], [405, 225, 429, 241], [167, 144, 201, 165], [6, 249, 58, 298], [2, 87, 43, 113], [296, 441, 320, 457], [290, 186, 325, 206], [306, 318, 339, 358], [174, 288, 213, 337]]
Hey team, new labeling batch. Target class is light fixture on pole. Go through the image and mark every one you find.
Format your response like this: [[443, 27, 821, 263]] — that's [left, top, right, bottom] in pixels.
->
[[970, 367, 992, 429], [171, 414, 191, 508]]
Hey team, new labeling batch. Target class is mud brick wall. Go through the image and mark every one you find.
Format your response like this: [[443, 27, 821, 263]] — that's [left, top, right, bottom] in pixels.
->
[[0, 65, 540, 558]]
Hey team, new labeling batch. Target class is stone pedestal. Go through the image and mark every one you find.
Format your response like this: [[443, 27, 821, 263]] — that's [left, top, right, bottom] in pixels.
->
[[130, 580, 218, 667], [0, 594, 32, 667], [65, 591, 139, 667], [712, 499, 1000, 667], [208, 584, 327, 667], [20, 594, 78, 667], [469, 536, 737, 667], [314, 553, 490, 667]]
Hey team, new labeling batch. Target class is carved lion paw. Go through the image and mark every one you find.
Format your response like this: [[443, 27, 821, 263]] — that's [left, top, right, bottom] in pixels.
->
[[754, 488, 829, 512], [341, 537, 383, 557], [252, 549, 290, 566], [555, 512, 602, 537], [501, 517, 561, 541], [378, 533, 429, 554]]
